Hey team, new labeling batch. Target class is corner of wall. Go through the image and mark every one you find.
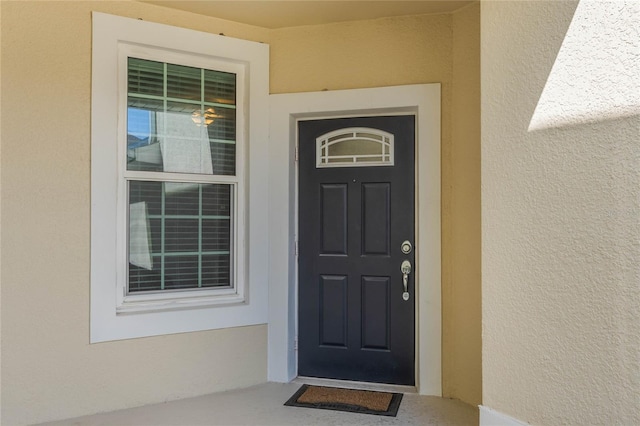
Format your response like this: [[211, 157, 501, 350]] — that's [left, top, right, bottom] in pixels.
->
[[444, 0, 482, 407]]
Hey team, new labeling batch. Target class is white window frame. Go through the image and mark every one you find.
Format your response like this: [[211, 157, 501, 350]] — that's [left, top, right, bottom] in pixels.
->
[[91, 13, 269, 343], [117, 46, 246, 312]]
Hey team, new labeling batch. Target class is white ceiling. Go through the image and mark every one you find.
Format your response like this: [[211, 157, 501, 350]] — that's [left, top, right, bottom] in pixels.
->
[[142, 1, 475, 29]]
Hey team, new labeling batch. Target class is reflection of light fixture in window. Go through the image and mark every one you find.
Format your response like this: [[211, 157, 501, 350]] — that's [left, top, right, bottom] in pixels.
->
[[191, 107, 221, 127]]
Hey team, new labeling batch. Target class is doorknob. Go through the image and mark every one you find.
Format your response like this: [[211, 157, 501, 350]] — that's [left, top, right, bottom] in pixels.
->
[[401, 260, 411, 301]]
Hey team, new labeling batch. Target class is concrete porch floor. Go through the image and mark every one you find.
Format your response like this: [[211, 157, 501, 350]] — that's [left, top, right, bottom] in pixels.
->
[[40, 382, 478, 425]]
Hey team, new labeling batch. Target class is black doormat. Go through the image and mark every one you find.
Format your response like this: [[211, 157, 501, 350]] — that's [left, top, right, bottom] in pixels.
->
[[284, 384, 403, 417]]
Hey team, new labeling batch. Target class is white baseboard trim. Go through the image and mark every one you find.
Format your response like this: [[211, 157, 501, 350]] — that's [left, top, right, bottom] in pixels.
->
[[479, 406, 529, 426]]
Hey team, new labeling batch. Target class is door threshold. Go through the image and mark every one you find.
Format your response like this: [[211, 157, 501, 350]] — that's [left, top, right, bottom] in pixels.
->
[[293, 376, 417, 394]]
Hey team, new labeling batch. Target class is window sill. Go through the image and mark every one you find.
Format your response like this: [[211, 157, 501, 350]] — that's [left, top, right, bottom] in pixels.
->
[[117, 291, 246, 315]]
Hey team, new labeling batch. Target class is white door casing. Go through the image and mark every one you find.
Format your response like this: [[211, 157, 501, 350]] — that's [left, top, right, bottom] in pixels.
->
[[268, 84, 441, 395]]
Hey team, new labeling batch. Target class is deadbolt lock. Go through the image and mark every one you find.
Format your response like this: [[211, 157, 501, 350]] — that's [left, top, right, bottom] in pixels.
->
[[401, 240, 412, 255]]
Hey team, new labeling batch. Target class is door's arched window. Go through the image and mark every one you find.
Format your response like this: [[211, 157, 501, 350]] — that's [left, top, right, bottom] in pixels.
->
[[316, 127, 394, 168]]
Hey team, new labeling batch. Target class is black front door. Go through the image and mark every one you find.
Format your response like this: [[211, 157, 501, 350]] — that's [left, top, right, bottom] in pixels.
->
[[298, 115, 415, 385]]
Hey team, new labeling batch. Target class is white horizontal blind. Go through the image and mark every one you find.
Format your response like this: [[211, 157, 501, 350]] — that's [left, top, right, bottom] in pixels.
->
[[128, 181, 233, 292], [127, 58, 237, 175], [126, 57, 237, 293]]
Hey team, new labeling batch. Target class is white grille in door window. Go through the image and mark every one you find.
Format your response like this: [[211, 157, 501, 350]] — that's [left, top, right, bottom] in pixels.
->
[[315, 127, 394, 168]]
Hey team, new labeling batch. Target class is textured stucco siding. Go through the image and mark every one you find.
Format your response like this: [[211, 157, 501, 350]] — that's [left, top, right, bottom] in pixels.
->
[[482, 1, 640, 424]]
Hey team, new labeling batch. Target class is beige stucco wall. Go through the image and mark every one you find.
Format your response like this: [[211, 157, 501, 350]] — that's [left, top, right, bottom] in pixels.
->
[[448, 2, 481, 406], [1, 1, 482, 423], [1, 2, 269, 425], [270, 14, 452, 94], [482, 1, 640, 424]]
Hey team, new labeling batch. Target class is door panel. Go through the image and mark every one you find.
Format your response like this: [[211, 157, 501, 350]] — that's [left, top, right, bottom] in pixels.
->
[[320, 184, 348, 255], [319, 275, 348, 347], [361, 276, 391, 350], [362, 183, 391, 256], [298, 115, 415, 385]]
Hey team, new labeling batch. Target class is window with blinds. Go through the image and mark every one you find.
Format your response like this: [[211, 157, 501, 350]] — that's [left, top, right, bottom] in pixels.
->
[[126, 57, 238, 294], [92, 13, 268, 339]]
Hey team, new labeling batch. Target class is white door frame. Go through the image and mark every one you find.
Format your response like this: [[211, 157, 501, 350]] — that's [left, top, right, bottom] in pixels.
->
[[267, 84, 441, 395]]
